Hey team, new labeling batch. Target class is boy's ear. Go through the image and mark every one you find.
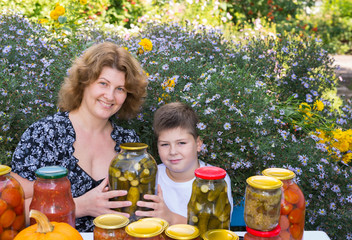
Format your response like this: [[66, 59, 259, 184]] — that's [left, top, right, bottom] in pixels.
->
[[196, 136, 203, 152]]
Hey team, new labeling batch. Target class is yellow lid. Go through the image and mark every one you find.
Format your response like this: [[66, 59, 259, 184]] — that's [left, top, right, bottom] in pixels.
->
[[262, 168, 296, 180], [93, 214, 129, 229], [202, 229, 239, 240], [138, 217, 169, 230], [165, 224, 200, 239], [246, 175, 283, 190], [125, 221, 163, 238], [0, 165, 11, 176], [120, 143, 148, 150]]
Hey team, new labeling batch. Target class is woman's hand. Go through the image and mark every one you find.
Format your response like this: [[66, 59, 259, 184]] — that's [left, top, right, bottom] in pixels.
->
[[135, 184, 186, 225], [74, 177, 131, 218]]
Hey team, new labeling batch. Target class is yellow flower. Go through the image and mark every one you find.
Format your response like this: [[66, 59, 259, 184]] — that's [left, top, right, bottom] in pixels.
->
[[139, 38, 153, 52], [55, 5, 65, 16], [314, 100, 324, 111], [38, 19, 49, 24], [80, 0, 87, 4], [298, 102, 311, 113], [50, 10, 60, 20], [138, 47, 144, 55], [342, 153, 352, 164]]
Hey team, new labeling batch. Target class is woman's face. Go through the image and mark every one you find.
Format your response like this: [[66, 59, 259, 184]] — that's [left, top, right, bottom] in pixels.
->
[[80, 67, 127, 120]]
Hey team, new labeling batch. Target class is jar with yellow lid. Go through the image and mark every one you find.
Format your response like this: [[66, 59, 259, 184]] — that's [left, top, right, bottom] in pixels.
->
[[187, 166, 231, 236], [244, 176, 282, 231], [0, 165, 26, 239], [109, 143, 158, 221], [164, 224, 201, 240], [202, 229, 239, 240], [124, 221, 164, 240], [262, 168, 305, 240], [244, 225, 281, 240], [138, 217, 169, 239], [93, 213, 129, 240]]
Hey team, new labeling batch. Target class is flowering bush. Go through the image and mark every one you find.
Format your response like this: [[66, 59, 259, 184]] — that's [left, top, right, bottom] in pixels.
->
[[1, 11, 352, 239]]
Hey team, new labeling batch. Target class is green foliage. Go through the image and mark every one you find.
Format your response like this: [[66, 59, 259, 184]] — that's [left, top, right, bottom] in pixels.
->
[[105, 0, 144, 28]]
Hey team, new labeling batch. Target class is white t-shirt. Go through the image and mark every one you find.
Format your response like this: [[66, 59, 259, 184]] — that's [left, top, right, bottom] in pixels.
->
[[156, 160, 234, 218]]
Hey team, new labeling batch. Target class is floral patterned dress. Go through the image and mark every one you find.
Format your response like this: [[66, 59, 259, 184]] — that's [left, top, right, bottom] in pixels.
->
[[11, 111, 140, 232]]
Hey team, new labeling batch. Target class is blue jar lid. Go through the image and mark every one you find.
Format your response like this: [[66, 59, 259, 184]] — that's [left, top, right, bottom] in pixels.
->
[[35, 166, 68, 179]]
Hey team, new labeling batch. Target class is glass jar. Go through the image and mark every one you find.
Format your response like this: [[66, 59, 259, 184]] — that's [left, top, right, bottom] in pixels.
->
[[244, 176, 282, 231], [29, 166, 75, 227], [202, 229, 239, 240], [164, 224, 200, 240], [262, 168, 305, 240], [109, 143, 158, 222], [0, 165, 26, 238], [244, 226, 281, 240], [93, 213, 129, 240], [187, 166, 231, 236], [124, 221, 164, 240]]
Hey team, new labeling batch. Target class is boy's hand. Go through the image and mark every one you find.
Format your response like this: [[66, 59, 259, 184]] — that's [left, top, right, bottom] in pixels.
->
[[135, 184, 186, 225]]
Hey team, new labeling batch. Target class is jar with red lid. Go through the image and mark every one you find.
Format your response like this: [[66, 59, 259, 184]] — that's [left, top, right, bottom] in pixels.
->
[[29, 166, 75, 227], [164, 224, 200, 240], [244, 176, 282, 231], [244, 226, 281, 240], [0, 165, 26, 239], [202, 229, 239, 240], [187, 166, 231, 236], [93, 213, 129, 240], [124, 221, 164, 240], [262, 168, 305, 240]]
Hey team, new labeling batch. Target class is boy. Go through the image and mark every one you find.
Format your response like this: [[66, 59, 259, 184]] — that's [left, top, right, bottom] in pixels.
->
[[136, 102, 233, 225]]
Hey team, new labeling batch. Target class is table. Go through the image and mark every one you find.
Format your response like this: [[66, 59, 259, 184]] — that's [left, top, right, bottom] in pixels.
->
[[80, 231, 331, 239]]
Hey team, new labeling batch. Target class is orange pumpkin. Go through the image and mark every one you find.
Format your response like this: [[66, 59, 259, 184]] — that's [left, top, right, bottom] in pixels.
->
[[14, 210, 83, 240]]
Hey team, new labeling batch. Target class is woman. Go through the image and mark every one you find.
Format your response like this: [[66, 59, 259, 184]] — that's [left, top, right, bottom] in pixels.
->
[[11, 41, 148, 232]]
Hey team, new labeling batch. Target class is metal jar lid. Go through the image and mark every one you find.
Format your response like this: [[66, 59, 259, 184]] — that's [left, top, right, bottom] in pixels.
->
[[246, 175, 283, 190], [120, 143, 148, 150], [138, 217, 169, 230], [35, 166, 68, 179], [194, 166, 226, 180], [165, 224, 200, 239], [93, 214, 129, 229], [262, 168, 296, 180], [125, 221, 163, 238], [0, 165, 11, 176], [202, 229, 239, 240]]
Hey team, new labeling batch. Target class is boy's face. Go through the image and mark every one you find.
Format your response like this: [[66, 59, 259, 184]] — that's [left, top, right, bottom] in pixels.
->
[[157, 127, 202, 181]]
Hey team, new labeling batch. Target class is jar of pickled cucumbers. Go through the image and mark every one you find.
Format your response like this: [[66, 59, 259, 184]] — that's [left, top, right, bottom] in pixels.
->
[[202, 229, 239, 240], [262, 168, 305, 240], [125, 221, 164, 240], [109, 143, 158, 222], [93, 213, 129, 240], [0, 165, 26, 239], [187, 166, 231, 236], [164, 224, 201, 240], [244, 176, 282, 231], [244, 226, 281, 240]]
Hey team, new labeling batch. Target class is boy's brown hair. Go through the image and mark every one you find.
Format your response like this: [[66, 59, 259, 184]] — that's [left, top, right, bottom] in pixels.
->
[[153, 102, 199, 140]]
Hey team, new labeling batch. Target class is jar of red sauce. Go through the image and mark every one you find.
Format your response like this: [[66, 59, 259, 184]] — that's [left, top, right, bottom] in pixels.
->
[[125, 221, 164, 240], [0, 165, 26, 239], [29, 166, 75, 227], [93, 213, 129, 240], [262, 168, 305, 240], [244, 226, 281, 240], [164, 224, 201, 240]]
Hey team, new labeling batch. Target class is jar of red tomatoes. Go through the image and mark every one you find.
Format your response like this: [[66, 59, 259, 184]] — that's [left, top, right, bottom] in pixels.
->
[[93, 213, 129, 240], [262, 168, 305, 240], [164, 224, 200, 240], [244, 226, 281, 240], [125, 221, 164, 240], [29, 166, 75, 227], [0, 165, 26, 239], [202, 229, 239, 240]]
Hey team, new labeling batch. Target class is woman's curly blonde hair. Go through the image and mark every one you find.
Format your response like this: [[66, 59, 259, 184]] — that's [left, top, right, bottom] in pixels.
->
[[58, 41, 148, 119]]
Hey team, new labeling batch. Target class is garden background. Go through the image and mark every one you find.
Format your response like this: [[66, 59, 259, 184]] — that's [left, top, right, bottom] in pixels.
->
[[0, 0, 352, 239]]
